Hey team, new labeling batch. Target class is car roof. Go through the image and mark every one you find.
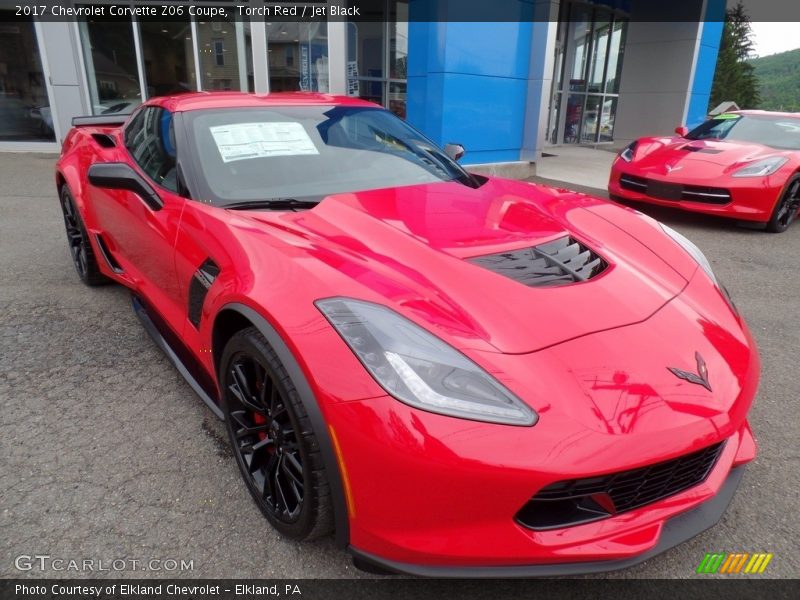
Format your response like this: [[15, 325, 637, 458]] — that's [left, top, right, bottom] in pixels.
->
[[146, 91, 379, 112], [727, 109, 800, 119]]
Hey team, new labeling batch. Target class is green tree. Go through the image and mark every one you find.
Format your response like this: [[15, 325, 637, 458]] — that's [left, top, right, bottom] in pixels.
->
[[709, 2, 761, 110]]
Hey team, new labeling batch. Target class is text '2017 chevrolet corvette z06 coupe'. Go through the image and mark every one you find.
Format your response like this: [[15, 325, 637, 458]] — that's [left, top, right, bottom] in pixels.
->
[[609, 111, 800, 233], [56, 92, 759, 576]]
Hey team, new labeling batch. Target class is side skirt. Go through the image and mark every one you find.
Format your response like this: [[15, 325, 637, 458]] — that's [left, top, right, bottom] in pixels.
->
[[131, 295, 224, 420]]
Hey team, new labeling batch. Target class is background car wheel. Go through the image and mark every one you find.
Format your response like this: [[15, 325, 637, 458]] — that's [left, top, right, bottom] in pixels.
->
[[59, 187, 107, 286], [220, 327, 333, 540], [766, 175, 800, 233]]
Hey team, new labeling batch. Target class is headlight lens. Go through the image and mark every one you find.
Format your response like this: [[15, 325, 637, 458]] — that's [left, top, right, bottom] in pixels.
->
[[732, 156, 787, 177], [620, 141, 637, 162], [316, 298, 537, 426], [659, 223, 717, 285]]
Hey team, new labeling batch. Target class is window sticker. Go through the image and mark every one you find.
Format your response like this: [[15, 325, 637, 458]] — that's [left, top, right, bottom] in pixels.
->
[[209, 122, 319, 163]]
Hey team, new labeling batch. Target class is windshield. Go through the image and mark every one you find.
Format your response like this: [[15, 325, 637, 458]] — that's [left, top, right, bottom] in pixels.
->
[[184, 105, 476, 205], [686, 114, 800, 150]]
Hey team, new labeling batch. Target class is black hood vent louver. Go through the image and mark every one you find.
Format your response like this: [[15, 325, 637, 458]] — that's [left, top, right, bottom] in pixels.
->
[[468, 236, 607, 288]]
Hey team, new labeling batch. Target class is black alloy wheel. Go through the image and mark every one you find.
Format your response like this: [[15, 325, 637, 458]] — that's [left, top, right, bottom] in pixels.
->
[[220, 327, 333, 540], [767, 175, 800, 233], [59, 187, 107, 285]]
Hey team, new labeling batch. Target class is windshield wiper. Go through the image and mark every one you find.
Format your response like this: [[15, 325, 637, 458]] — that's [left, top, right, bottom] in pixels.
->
[[221, 198, 320, 211]]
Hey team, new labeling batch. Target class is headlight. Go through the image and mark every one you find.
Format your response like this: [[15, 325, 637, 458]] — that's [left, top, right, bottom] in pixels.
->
[[619, 141, 637, 162], [659, 223, 717, 285], [732, 156, 787, 177], [316, 298, 537, 426]]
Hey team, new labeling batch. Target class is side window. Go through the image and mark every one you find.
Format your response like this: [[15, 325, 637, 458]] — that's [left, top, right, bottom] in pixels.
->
[[124, 107, 179, 192]]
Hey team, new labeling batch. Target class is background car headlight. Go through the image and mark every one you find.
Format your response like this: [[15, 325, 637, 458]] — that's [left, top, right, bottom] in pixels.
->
[[659, 223, 717, 284], [732, 156, 787, 177], [619, 141, 637, 162], [316, 298, 537, 426]]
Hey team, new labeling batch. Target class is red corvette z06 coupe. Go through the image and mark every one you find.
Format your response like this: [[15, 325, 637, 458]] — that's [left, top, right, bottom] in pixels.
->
[[609, 110, 800, 232], [56, 92, 759, 576]]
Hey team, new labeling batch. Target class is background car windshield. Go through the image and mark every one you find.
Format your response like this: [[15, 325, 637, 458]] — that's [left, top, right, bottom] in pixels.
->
[[186, 106, 471, 204], [686, 114, 800, 150]]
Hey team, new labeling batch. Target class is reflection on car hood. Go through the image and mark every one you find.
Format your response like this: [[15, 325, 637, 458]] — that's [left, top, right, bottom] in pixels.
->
[[238, 177, 689, 354], [631, 136, 796, 178]]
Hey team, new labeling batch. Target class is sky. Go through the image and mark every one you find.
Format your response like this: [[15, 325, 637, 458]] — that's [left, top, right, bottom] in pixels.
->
[[749, 22, 800, 58]]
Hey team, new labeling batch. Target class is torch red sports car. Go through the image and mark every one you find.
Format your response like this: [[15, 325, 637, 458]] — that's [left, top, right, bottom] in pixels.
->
[[56, 92, 759, 576], [609, 111, 800, 232]]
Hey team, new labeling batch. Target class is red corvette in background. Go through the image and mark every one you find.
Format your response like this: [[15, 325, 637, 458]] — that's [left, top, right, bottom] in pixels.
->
[[56, 92, 759, 576], [609, 111, 800, 232]]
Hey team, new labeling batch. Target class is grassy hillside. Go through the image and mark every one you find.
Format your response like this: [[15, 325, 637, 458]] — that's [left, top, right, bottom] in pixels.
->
[[750, 48, 800, 111]]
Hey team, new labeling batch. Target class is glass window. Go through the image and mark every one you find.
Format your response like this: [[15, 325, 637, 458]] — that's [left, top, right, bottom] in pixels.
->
[[0, 13, 55, 141], [598, 97, 617, 142], [196, 17, 251, 92], [78, 14, 141, 115], [184, 105, 474, 205], [267, 22, 329, 92], [546, 2, 627, 145], [389, 2, 408, 80], [587, 19, 610, 94], [125, 107, 178, 192], [687, 114, 800, 150], [214, 40, 225, 67], [347, 1, 408, 118], [139, 19, 197, 97], [605, 20, 627, 94]]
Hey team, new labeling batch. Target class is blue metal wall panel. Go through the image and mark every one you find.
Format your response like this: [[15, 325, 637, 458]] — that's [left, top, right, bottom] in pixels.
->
[[686, 0, 726, 127], [406, 16, 532, 165]]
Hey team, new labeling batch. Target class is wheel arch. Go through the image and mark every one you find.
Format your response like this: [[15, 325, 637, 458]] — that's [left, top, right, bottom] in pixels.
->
[[210, 302, 351, 548]]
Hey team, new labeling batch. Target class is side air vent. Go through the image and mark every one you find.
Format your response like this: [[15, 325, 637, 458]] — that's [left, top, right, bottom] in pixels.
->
[[469, 236, 607, 288], [94, 233, 123, 273], [91, 133, 116, 148], [188, 258, 220, 328]]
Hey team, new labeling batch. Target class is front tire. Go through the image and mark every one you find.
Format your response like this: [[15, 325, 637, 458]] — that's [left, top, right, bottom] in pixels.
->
[[766, 175, 800, 233], [220, 327, 333, 540], [59, 187, 107, 285]]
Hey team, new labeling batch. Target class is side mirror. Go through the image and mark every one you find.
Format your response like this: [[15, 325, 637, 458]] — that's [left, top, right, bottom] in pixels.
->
[[444, 143, 466, 162], [674, 126, 689, 137], [87, 162, 163, 211]]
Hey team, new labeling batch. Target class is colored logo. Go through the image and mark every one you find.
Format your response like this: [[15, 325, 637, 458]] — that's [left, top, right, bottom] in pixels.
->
[[696, 552, 773, 574]]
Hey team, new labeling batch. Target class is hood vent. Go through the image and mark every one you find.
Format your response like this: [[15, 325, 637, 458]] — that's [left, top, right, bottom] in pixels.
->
[[681, 145, 723, 154], [469, 236, 607, 288]]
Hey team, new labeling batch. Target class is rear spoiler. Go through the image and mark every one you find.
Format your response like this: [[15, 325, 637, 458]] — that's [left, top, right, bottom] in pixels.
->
[[71, 115, 129, 128]]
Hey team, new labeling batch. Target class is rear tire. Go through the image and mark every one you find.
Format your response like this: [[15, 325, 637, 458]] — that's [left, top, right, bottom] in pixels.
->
[[220, 327, 333, 541], [59, 187, 107, 286], [766, 175, 800, 233]]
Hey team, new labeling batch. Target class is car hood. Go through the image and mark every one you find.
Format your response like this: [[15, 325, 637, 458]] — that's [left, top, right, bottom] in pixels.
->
[[237, 177, 688, 354], [630, 136, 794, 180]]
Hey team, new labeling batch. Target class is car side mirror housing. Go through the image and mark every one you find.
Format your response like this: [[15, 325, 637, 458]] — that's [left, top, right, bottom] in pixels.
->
[[444, 143, 466, 162], [674, 126, 689, 137], [87, 162, 163, 211]]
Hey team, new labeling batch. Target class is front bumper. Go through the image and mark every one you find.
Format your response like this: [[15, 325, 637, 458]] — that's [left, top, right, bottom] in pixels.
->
[[350, 465, 746, 577], [327, 385, 756, 572], [608, 165, 781, 222]]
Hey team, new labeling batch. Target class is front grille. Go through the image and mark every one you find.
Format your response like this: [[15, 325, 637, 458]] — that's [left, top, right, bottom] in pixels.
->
[[468, 236, 607, 288], [619, 173, 648, 192], [619, 174, 731, 205], [516, 442, 725, 530]]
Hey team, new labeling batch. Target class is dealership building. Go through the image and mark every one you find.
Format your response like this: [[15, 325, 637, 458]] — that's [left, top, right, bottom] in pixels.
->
[[0, 0, 724, 173]]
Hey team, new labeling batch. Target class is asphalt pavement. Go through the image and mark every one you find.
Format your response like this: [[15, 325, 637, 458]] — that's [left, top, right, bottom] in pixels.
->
[[0, 153, 797, 579]]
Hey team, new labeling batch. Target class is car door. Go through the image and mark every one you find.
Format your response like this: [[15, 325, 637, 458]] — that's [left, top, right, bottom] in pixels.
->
[[90, 106, 187, 332]]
